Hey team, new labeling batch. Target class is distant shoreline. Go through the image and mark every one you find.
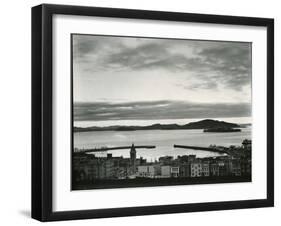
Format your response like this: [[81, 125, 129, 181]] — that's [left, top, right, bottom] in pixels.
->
[[74, 119, 249, 133]]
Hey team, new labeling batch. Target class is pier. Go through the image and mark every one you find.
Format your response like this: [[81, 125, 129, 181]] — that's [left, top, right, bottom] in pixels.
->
[[79, 145, 156, 153], [173, 144, 228, 154]]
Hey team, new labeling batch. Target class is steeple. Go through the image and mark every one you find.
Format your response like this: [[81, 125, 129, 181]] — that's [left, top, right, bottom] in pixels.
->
[[130, 143, 136, 161], [130, 143, 137, 174]]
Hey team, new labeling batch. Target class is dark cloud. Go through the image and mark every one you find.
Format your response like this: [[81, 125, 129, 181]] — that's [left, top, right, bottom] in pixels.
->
[[73, 35, 251, 91], [196, 43, 251, 90], [104, 42, 197, 72], [74, 101, 251, 122], [73, 35, 123, 57]]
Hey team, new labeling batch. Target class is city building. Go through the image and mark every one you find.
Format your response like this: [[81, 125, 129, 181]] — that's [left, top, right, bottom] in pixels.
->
[[201, 163, 210, 177], [161, 165, 171, 178], [159, 156, 173, 165], [170, 166, 180, 177], [136, 164, 161, 178], [229, 159, 241, 176], [242, 139, 252, 149], [73, 139, 252, 183], [190, 162, 202, 177], [210, 162, 219, 176], [179, 164, 190, 177]]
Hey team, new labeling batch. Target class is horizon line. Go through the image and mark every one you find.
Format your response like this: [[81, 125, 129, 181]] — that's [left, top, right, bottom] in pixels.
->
[[74, 118, 252, 128]]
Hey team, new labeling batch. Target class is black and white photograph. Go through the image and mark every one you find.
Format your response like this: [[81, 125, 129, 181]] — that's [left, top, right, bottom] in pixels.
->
[[72, 34, 252, 190], [29, 3, 274, 222]]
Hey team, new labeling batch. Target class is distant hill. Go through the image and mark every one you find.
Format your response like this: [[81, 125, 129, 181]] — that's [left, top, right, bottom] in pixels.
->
[[181, 119, 239, 129], [74, 119, 240, 132]]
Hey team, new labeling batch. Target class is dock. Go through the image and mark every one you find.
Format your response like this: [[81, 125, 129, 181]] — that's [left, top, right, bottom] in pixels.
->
[[80, 145, 156, 153], [173, 144, 228, 154]]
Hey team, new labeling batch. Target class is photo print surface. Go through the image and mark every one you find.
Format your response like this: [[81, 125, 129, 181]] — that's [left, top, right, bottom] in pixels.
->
[[72, 34, 252, 190]]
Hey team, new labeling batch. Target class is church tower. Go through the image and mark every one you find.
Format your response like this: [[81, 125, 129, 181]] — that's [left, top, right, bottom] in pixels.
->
[[130, 143, 136, 173]]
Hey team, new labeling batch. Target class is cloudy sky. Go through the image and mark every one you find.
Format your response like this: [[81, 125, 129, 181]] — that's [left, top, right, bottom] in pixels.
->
[[72, 34, 252, 127]]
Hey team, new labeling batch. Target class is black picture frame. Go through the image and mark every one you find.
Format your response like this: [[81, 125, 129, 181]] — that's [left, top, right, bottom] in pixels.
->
[[32, 4, 274, 222]]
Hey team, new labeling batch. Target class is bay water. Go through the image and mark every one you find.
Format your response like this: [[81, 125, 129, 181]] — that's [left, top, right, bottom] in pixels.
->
[[74, 127, 251, 161]]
